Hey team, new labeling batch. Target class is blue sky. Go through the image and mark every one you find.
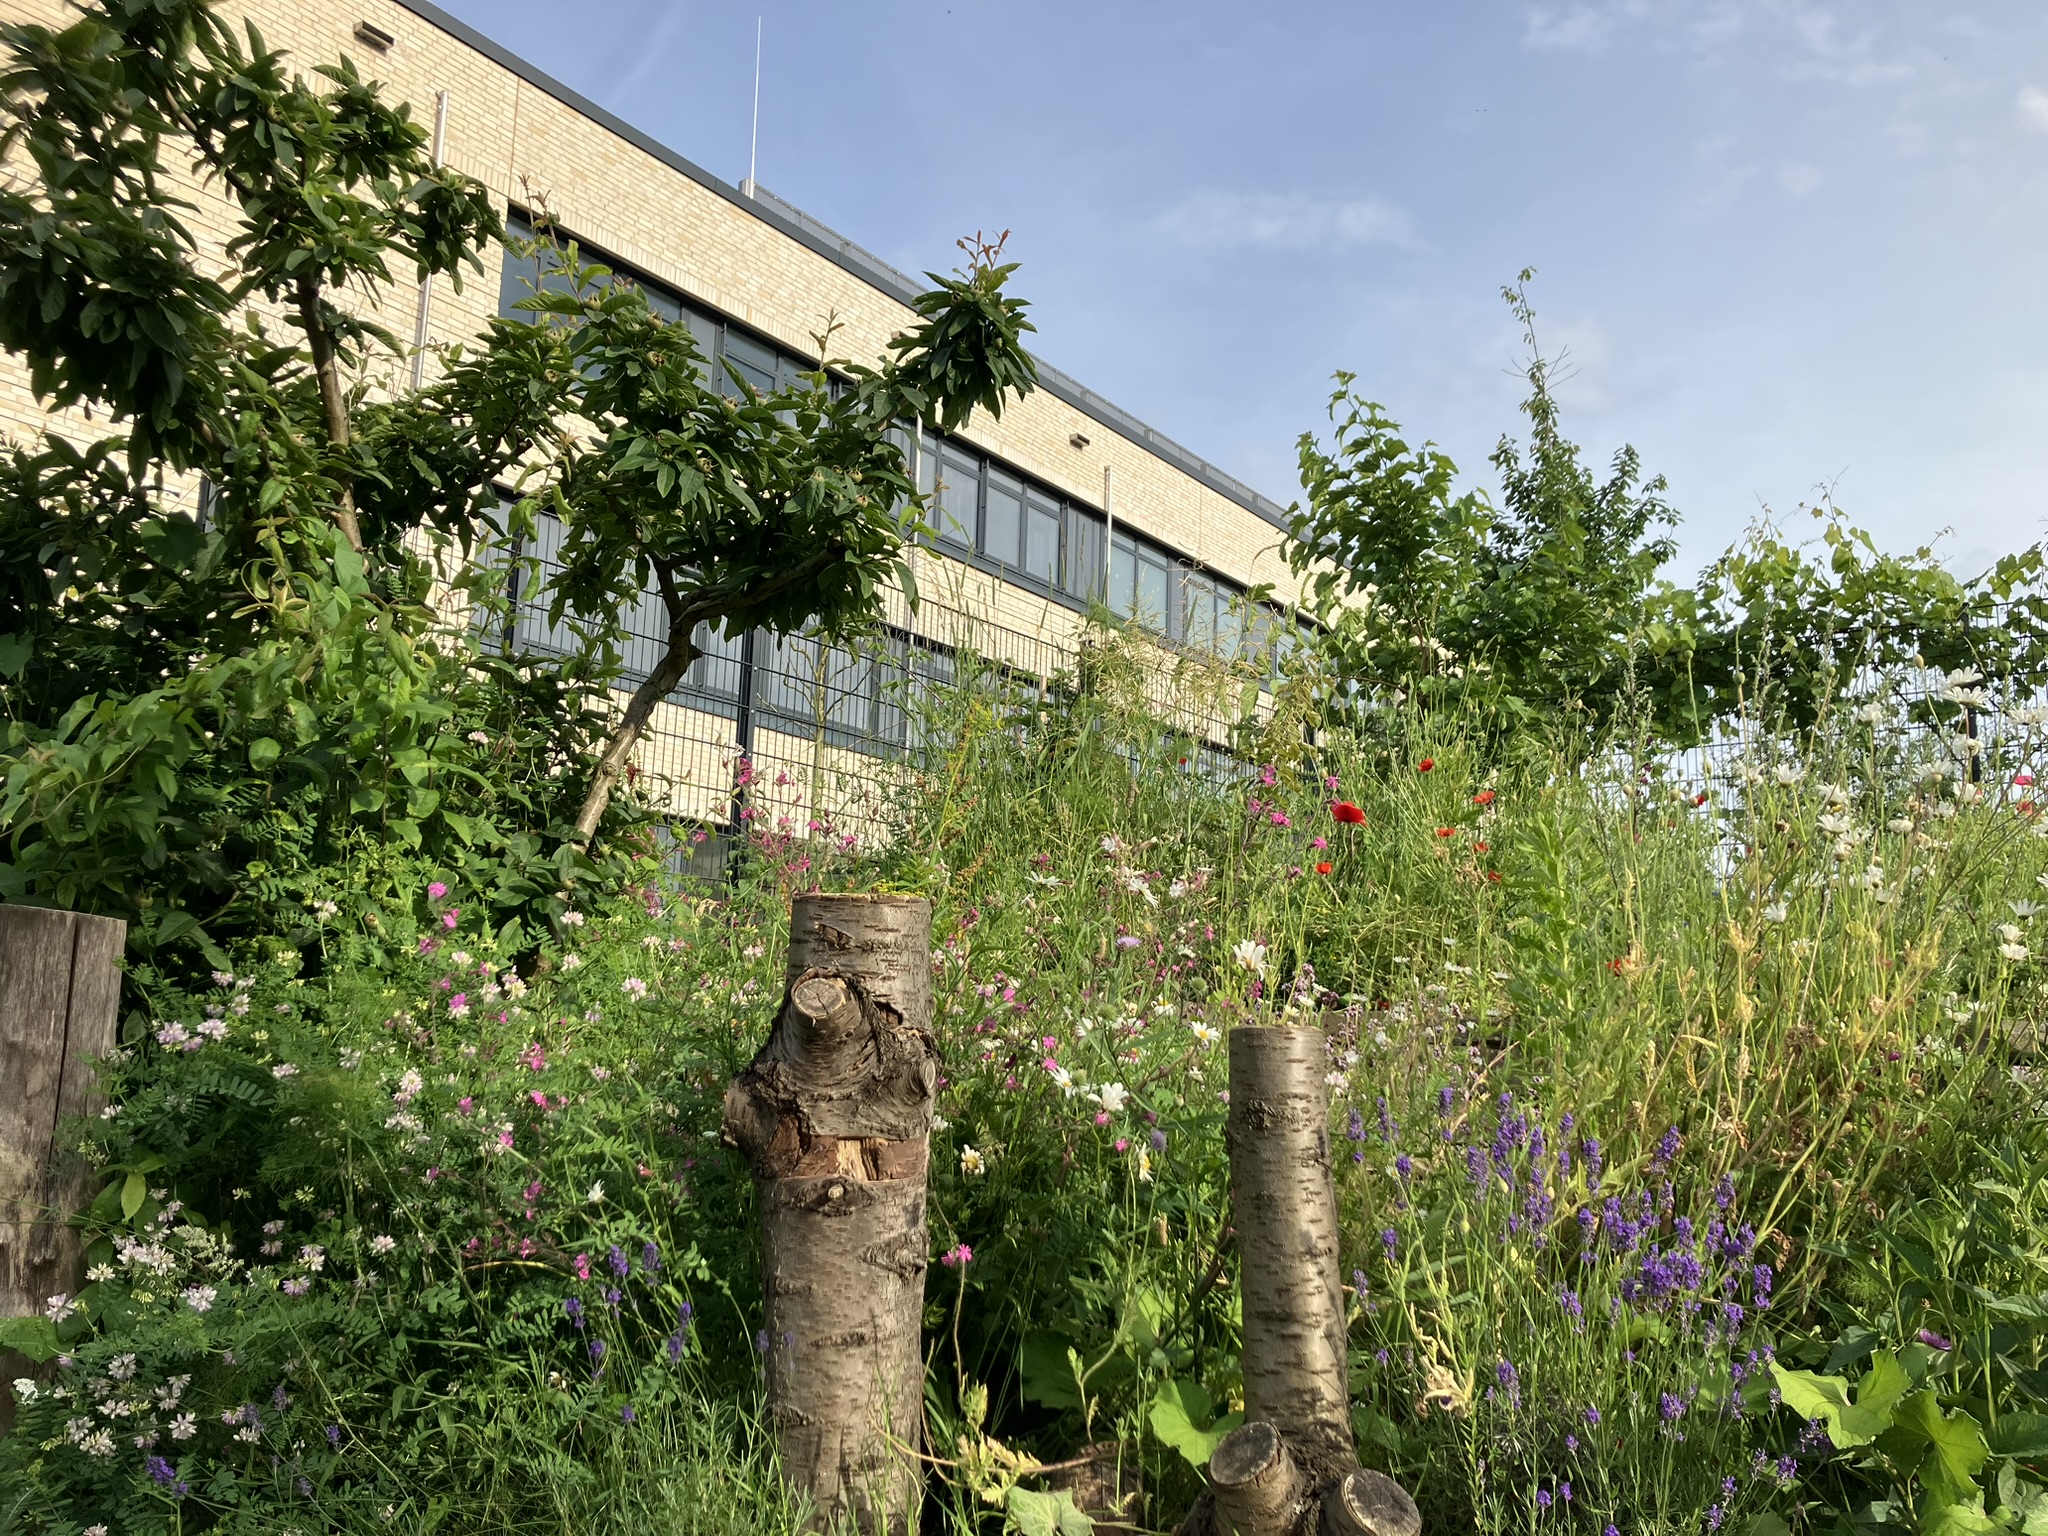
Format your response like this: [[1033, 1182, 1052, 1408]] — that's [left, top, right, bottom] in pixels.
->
[[429, 0, 2048, 581]]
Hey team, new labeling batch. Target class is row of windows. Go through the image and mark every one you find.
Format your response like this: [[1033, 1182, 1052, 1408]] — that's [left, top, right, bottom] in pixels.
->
[[496, 212, 1309, 669]]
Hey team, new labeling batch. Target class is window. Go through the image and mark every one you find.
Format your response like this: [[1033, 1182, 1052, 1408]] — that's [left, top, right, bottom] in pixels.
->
[[1181, 569, 1219, 653], [718, 328, 779, 397], [1108, 532, 1138, 618], [1023, 491, 1061, 585], [1065, 512, 1105, 602], [933, 448, 980, 550], [983, 470, 1023, 569], [1135, 547, 1172, 635]]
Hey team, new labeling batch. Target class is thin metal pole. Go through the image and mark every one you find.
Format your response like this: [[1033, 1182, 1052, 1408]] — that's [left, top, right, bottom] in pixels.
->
[[743, 17, 762, 196], [410, 89, 451, 390]]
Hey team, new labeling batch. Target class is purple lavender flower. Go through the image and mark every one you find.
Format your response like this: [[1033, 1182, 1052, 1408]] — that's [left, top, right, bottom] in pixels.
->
[[1651, 1124, 1682, 1171], [1347, 1106, 1366, 1143], [1660, 1392, 1687, 1421], [325, 1423, 341, 1448], [589, 1338, 606, 1361], [1380, 1227, 1399, 1263], [642, 1241, 662, 1273], [1377, 1096, 1397, 1144], [1438, 1084, 1455, 1118], [147, 1455, 177, 1485], [1558, 1288, 1584, 1329], [1536, 1489, 1552, 1511], [564, 1296, 584, 1329], [1353, 1268, 1369, 1299], [1582, 1136, 1604, 1181], [666, 1330, 687, 1362], [1752, 1264, 1774, 1307], [1559, 1482, 1572, 1504], [609, 1245, 629, 1279], [1585, 1405, 1602, 1426], [1917, 1328, 1954, 1350], [1395, 1152, 1413, 1184], [621, 1403, 636, 1424], [1714, 1173, 1735, 1210], [1706, 1506, 1724, 1531]]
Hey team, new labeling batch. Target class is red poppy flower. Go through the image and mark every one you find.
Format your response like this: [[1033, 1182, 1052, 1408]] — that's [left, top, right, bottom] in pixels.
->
[[1315, 861, 1333, 875], [1694, 792, 1709, 807], [1472, 789, 1495, 806], [1417, 758, 1435, 773], [1486, 870, 1502, 883], [1473, 840, 1489, 853], [1331, 802, 1366, 824], [1435, 826, 1454, 839]]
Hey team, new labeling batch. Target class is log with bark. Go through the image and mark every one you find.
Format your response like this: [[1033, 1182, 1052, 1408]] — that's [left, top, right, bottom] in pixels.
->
[[720, 894, 939, 1536], [1182, 1024, 1421, 1536]]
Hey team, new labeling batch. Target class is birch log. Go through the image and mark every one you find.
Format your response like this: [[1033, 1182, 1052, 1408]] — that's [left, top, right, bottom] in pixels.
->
[[721, 894, 937, 1535]]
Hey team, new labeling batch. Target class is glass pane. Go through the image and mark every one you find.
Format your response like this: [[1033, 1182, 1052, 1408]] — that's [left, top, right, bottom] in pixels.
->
[[916, 431, 937, 500], [934, 451, 979, 549], [1023, 497, 1061, 585], [1108, 533, 1137, 618], [1215, 591, 1244, 663], [983, 471, 1023, 566], [1182, 571, 1218, 652], [821, 644, 876, 736], [1065, 512, 1105, 602], [1246, 606, 1276, 668], [719, 328, 779, 396], [1136, 554, 1170, 633], [755, 630, 819, 726]]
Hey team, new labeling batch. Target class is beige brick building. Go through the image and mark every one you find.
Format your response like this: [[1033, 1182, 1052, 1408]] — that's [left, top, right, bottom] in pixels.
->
[[2, 0, 1311, 841]]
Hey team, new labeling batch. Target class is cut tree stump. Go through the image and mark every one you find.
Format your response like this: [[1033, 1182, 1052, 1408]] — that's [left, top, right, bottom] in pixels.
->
[[721, 894, 937, 1536], [1196, 1024, 1421, 1536], [0, 906, 125, 1436]]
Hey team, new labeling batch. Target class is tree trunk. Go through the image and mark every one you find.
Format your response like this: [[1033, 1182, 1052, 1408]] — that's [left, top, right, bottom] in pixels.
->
[[1320, 1471, 1422, 1536], [1227, 1025, 1354, 1482], [1210, 1420, 1308, 1536], [721, 894, 937, 1535], [571, 627, 700, 842], [294, 271, 364, 554], [0, 906, 125, 1436]]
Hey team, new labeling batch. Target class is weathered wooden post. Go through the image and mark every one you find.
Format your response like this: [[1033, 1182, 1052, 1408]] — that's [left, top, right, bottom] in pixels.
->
[[0, 906, 126, 1435], [1188, 1024, 1421, 1536], [721, 894, 938, 1535]]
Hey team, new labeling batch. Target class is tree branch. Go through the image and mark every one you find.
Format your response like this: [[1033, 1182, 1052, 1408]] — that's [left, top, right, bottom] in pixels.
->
[[294, 270, 364, 553], [568, 542, 845, 844]]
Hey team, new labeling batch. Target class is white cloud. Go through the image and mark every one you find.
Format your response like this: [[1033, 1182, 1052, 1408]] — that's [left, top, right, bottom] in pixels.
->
[[1778, 161, 1824, 196], [2021, 86, 2048, 133], [1153, 191, 1413, 252], [1524, 4, 1619, 52]]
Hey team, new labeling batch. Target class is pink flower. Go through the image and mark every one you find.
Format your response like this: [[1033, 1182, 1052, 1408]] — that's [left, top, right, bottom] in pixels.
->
[[521, 1044, 547, 1072], [457, 1097, 474, 1116], [2018, 773, 2037, 788], [1270, 811, 1291, 827], [524, 1180, 543, 1202], [1310, 836, 1328, 851], [939, 1244, 973, 1268], [448, 993, 469, 1017], [417, 936, 437, 955], [1115, 1138, 1130, 1153], [424, 1167, 441, 1183], [530, 1090, 549, 1108], [1094, 1112, 1111, 1127], [427, 881, 449, 900], [572, 1254, 591, 1280], [497, 1129, 515, 1149], [441, 909, 459, 930]]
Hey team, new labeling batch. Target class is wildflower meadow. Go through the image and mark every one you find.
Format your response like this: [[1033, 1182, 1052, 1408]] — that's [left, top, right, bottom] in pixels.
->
[[8, 624, 2048, 1536]]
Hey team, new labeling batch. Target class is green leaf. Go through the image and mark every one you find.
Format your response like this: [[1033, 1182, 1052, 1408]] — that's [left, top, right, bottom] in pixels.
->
[[1351, 1402, 1404, 1455], [332, 529, 368, 594], [121, 1169, 146, 1220], [1991, 1412, 2048, 1460], [0, 633, 31, 678], [248, 736, 281, 770], [0, 1315, 61, 1362], [1147, 1379, 1241, 1469], [1005, 1487, 1092, 1536], [1771, 1362, 1893, 1447], [1745, 1516, 1792, 1536], [1019, 1334, 1081, 1410], [1922, 1499, 2002, 1536], [1887, 1390, 1990, 1507], [1859, 1352, 1916, 1424]]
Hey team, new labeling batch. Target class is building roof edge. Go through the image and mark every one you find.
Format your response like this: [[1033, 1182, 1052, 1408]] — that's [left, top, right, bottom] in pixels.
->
[[389, 0, 1296, 535]]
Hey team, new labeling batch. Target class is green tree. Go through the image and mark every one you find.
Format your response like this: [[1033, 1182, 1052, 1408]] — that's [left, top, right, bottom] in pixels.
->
[[0, 0, 1034, 967]]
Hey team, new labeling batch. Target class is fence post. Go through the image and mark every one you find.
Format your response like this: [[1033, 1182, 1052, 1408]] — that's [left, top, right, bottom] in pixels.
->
[[0, 906, 126, 1434]]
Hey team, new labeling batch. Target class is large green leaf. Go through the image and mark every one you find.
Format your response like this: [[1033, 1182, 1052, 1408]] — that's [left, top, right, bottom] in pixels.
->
[[1019, 1334, 1081, 1410], [0, 1315, 60, 1362], [1147, 1378, 1243, 1470], [1771, 1361, 1893, 1447], [1990, 1412, 2048, 1460], [1881, 1390, 1990, 1507], [1005, 1488, 1092, 1536]]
